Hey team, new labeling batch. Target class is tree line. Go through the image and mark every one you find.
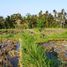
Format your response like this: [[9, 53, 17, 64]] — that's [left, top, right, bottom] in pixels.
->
[[0, 9, 67, 29]]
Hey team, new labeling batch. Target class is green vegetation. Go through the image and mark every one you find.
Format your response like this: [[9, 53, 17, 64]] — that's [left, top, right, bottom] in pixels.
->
[[24, 28, 67, 43], [0, 8, 67, 67], [0, 28, 67, 42], [21, 32, 47, 67], [0, 28, 67, 67], [0, 9, 67, 29], [20, 31, 62, 67]]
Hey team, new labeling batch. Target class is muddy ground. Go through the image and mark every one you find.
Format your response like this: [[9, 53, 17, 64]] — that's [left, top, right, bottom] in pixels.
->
[[0, 39, 20, 67]]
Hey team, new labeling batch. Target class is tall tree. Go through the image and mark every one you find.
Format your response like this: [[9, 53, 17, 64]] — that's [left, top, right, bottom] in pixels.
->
[[0, 16, 5, 29], [53, 10, 57, 18]]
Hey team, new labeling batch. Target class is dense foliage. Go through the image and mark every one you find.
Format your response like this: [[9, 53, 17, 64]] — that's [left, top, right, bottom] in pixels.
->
[[0, 9, 67, 29]]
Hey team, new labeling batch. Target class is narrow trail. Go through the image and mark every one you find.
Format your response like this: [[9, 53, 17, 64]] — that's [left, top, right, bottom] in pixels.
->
[[19, 38, 22, 67]]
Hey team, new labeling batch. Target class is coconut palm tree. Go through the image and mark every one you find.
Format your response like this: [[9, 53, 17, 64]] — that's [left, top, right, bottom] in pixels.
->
[[53, 10, 57, 18]]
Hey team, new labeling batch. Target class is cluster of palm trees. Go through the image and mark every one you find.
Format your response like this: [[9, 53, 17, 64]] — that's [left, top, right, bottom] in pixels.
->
[[0, 9, 67, 29]]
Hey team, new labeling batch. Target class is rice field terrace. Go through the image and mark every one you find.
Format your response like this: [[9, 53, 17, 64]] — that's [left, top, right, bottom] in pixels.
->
[[0, 28, 67, 67]]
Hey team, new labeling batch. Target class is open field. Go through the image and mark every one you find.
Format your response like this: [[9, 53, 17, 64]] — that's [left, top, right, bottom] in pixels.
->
[[20, 29, 67, 67], [0, 28, 67, 42], [0, 28, 67, 67], [0, 0, 67, 67]]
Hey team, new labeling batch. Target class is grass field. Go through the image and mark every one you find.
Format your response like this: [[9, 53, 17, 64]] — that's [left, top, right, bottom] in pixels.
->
[[0, 28, 67, 42], [0, 28, 67, 67], [20, 28, 67, 67]]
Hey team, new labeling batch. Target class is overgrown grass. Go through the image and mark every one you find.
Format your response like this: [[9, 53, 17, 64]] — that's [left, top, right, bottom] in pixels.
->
[[0, 28, 67, 67], [31, 28, 67, 43], [20, 32, 49, 67], [20, 31, 62, 67], [0, 28, 67, 42]]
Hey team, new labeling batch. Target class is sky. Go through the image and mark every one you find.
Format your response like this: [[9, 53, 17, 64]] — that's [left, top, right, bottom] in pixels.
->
[[0, 0, 67, 17]]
